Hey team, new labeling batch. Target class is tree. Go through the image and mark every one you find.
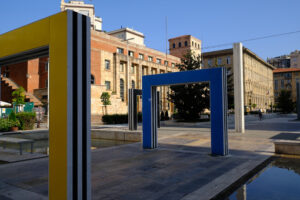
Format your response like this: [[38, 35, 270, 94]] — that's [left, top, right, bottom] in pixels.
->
[[12, 87, 26, 112], [100, 92, 111, 115], [277, 90, 295, 113], [168, 51, 209, 121]]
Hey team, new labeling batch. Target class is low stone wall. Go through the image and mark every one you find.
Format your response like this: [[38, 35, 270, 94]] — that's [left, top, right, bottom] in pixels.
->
[[91, 129, 141, 142], [0, 130, 48, 140], [274, 140, 300, 156], [0, 128, 142, 142]]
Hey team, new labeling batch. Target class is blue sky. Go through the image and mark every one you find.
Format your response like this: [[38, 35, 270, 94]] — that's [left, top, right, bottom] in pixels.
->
[[1, 0, 299, 59]]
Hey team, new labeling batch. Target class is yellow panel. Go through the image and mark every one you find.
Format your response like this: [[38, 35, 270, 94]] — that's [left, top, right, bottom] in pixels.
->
[[0, 11, 70, 199], [0, 17, 50, 58], [49, 11, 69, 200]]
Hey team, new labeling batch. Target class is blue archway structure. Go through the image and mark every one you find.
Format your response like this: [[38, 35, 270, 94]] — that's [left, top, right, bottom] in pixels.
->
[[142, 67, 228, 156]]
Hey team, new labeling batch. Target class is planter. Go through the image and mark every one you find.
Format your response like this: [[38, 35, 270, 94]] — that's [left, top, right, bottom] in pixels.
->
[[11, 126, 19, 132]]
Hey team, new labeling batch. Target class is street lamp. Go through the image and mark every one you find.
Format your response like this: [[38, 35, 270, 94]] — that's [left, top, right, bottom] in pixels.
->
[[122, 38, 134, 105]]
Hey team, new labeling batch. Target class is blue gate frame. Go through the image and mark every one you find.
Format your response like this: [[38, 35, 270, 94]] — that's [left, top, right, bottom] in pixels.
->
[[142, 67, 228, 156]]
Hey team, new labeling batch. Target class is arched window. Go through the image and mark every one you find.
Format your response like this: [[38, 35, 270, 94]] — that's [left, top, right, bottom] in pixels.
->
[[192, 41, 194, 46], [120, 79, 124, 101], [184, 41, 188, 47], [91, 75, 95, 84], [132, 80, 135, 89], [178, 42, 181, 48], [172, 43, 175, 48]]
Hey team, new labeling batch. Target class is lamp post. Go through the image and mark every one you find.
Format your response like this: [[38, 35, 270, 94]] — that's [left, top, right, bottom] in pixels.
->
[[122, 38, 134, 105]]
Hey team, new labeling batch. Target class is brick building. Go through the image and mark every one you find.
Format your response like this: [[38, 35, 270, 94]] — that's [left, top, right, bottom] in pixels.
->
[[0, 1, 188, 123]]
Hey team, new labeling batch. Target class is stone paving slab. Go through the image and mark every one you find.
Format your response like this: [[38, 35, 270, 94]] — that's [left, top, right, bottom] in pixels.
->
[[0, 116, 298, 200], [0, 140, 272, 200], [0, 149, 47, 162]]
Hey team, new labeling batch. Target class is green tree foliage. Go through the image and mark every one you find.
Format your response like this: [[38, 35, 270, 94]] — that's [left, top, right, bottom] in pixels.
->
[[277, 90, 295, 113], [12, 87, 26, 106], [168, 51, 209, 121], [100, 92, 111, 115]]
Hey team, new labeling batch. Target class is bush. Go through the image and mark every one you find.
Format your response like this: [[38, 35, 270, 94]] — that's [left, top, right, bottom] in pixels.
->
[[165, 111, 170, 120], [0, 119, 20, 132], [9, 112, 17, 121], [102, 114, 128, 124], [102, 113, 143, 124], [160, 111, 165, 121], [16, 112, 36, 130]]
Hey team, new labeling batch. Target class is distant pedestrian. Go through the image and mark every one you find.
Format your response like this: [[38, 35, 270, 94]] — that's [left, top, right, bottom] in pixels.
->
[[258, 109, 262, 121]]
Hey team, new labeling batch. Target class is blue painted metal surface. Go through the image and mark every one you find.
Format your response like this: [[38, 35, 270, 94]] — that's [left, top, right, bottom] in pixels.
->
[[142, 68, 228, 156]]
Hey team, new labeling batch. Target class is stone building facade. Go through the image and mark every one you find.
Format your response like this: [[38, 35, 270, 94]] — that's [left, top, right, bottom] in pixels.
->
[[273, 68, 300, 102], [202, 48, 275, 111], [290, 50, 300, 68], [169, 35, 201, 59]]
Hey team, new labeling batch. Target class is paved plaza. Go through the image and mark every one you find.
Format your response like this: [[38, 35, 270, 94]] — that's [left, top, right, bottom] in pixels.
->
[[0, 115, 299, 200]]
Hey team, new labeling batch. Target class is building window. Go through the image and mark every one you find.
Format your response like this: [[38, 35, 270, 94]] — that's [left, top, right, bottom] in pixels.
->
[[91, 75, 95, 84], [120, 79, 124, 101], [217, 58, 222, 65], [178, 42, 181, 48], [171, 63, 175, 68], [172, 43, 175, 48], [139, 53, 144, 60], [120, 63, 124, 72], [198, 44, 200, 49], [117, 47, 124, 54], [208, 59, 212, 66], [151, 69, 156, 74], [128, 51, 134, 57], [284, 73, 292, 78], [105, 60, 110, 70], [226, 57, 231, 64], [148, 56, 153, 62], [192, 41, 194, 46], [132, 80, 135, 89], [131, 64, 135, 73], [164, 61, 168, 66], [45, 61, 49, 72], [142, 67, 146, 75], [281, 80, 284, 89], [105, 81, 111, 90], [274, 80, 278, 90], [184, 41, 188, 47], [156, 58, 161, 64]]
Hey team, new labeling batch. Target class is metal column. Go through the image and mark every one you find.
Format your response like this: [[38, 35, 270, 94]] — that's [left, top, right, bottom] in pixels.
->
[[297, 82, 300, 120], [128, 89, 142, 130]]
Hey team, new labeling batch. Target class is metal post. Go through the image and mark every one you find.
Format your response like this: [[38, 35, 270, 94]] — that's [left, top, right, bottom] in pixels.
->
[[297, 82, 300, 120], [157, 91, 160, 128], [0, 66, 1, 102], [233, 43, 245, 133], [151, 87, 158, 148], [128, 89, 133, 130], [0, 65, 2, 118], [128, 89, 142, 130]]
